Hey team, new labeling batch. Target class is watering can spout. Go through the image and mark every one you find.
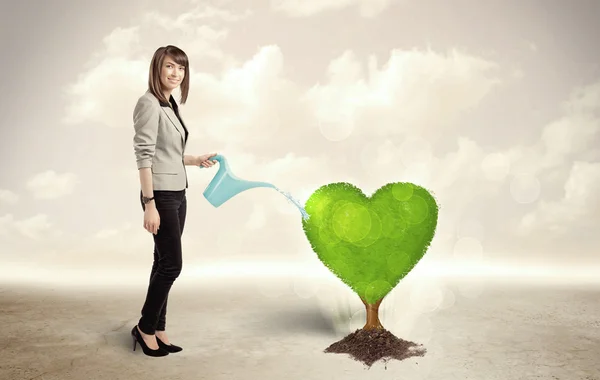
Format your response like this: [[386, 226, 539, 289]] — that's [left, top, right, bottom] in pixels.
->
[[200, 154, 275, 207]]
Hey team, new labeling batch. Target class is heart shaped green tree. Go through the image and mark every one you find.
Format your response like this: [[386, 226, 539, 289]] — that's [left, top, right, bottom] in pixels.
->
[[302, 182, 439, 332]]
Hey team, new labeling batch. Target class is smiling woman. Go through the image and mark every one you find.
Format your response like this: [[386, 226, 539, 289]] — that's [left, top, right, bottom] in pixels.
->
[[148, 46, 190, 106], [130, 45, 218, 358]]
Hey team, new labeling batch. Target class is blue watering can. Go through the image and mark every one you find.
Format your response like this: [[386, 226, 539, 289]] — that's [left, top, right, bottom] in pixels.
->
[[198, 154, 276, 208]]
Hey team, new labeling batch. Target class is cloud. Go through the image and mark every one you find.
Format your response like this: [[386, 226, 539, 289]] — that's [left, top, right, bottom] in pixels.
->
[[62, 5, 250, 128], [186, 46, 502, 176], [507, 81, 600, 177], [0, 189, 19, 205], [520, 161, 600, 234], [302, 49, 501, 140], [85, 222, 150, 263], [62, 5, 502, 159], [101, 26, 141, 58], [479, 80, 600, 248], [62, 55, 148, 127], [186, 45, 303, 148], [0, 213, 153, 274], [152, 4, 253, 24], [6, 214, 54, 240], [25, 171, 79, 200], [94, 222, 134, 239], [0, 214, 14, 235], [140, 8, 233, 61], [271, 0, 397, 17]]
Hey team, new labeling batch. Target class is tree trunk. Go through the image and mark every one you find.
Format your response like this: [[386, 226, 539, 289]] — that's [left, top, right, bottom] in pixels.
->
[[360, 297, 384, 330]]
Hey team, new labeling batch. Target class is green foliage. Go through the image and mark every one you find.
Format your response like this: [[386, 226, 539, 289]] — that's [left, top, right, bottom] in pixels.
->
[[302, 182, 439, 304]]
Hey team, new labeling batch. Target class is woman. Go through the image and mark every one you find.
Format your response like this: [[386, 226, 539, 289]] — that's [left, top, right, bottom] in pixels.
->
[[131, 45, 217, 357]]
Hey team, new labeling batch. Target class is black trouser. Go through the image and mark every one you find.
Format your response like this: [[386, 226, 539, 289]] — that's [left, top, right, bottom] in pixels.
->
[[138, 189, 187, 335]]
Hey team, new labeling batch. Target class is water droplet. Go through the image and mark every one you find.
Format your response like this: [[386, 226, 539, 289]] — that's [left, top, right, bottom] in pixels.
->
[[274, 187, 310, 220]]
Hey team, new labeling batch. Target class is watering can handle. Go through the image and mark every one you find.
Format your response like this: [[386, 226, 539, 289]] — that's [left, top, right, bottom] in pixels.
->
[[197, 154, 223, 168]]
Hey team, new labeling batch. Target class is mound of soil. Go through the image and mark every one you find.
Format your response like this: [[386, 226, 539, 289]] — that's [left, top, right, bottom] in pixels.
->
[[324, 328, 426, 368]]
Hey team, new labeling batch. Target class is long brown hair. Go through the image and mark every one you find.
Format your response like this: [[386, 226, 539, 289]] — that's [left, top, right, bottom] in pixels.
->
[[148, 45, 190, 105]]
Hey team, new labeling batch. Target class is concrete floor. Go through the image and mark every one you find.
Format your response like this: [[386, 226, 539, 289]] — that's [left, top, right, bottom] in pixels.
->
[[1, 275, 599, 380]]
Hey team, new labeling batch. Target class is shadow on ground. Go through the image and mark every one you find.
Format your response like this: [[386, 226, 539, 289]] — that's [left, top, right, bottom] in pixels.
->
[[254, 305, 339, 336]]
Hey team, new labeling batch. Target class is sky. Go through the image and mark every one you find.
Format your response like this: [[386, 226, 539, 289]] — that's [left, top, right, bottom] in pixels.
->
[[1, 0, 599, 284]]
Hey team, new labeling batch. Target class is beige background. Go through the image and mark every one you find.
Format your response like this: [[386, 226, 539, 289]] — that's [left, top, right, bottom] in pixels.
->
[[1, 0, 599, 284], [2, 1, 600, 379]]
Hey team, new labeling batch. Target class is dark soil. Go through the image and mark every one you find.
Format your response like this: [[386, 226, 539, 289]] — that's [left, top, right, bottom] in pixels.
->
[[324, 328, 426, 368]]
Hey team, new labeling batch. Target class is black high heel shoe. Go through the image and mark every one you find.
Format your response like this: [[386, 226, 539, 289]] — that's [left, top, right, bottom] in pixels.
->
[[157, 336, 183, 353], [131, 326, 169, 357]]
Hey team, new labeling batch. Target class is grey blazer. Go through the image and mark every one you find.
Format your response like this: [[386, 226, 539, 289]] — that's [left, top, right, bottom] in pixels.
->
[[132, 90, 189, 191]]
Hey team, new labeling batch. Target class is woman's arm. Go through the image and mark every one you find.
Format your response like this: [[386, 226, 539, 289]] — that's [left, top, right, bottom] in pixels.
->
[[138, 168, 155, 208], [183, 155, 199, 166], [133, 96, 160, 205], [183, 154, 218, 167]]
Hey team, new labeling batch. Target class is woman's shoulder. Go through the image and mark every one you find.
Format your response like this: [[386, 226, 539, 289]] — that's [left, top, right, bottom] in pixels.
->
[[133, 91, 163, 118], [136, 90, 160, 105], [134, 91, 163, 116]]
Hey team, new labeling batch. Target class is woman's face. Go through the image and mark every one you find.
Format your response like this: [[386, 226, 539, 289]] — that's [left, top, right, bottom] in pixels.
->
[[160, 55, 185, 93]]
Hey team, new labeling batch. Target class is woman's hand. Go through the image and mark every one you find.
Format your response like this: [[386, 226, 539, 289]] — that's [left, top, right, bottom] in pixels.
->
[[196, 153, 218, 168], [144, 205, 160, 235]]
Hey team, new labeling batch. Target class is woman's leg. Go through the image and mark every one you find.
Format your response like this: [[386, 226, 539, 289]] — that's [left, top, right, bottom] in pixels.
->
[[156, 192, 186, 333], [138, 190, 185, 336], [155, 192, 186, 343], [148, 244, 168, 332]]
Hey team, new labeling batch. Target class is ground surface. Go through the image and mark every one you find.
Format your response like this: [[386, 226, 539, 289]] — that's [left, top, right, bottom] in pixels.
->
[[1, 276, 599, 380]]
